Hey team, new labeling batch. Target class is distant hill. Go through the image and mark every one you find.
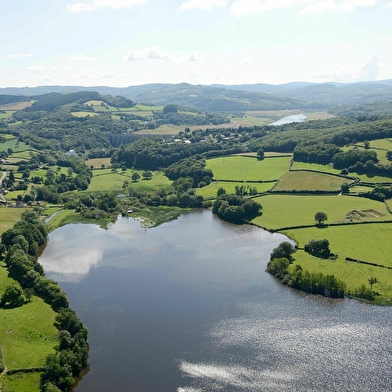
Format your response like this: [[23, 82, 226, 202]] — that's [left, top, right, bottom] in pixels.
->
[[1, 80, 392, 112]]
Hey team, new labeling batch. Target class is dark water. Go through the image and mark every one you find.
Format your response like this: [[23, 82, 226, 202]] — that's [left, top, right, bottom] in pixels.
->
[[39, 210, 392, 392]]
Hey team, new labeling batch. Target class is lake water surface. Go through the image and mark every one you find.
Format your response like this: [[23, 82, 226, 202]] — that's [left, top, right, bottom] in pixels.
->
[[39, 210, 392, 392], [271, 113, 306, 126]]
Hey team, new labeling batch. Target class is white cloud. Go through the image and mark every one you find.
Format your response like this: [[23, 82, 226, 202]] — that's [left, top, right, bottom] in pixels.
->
[[187, 52, 203, 62], [125, 47, 173, 61], [230, 0, 307, 16], [180, 0, 227, 11], [359, 54, 380, 81], [67, 54, 98, 62], [124, 46, 202, 63], [67, 0, 147, 13], [230, 0, 377, 16], [28, 66, 44, 72], [7, 53, 34, 59], [312, 55, 381, 82], [300, 0, 376, 14]]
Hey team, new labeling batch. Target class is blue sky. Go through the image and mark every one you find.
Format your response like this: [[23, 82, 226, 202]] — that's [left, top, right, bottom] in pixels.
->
[[1, 0, 392, 87]]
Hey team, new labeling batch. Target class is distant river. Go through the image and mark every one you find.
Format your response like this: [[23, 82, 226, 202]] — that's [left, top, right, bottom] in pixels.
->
[[271, 113, 306, 126], [39, 210, 392, 392]]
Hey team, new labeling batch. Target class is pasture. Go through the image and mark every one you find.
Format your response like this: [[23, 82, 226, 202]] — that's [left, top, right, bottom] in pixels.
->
[[0, 293, 57, 370], [0, 208, 24, 234], [196, 180, 275, 198], [86, 158, 112, 168], [273, 171, 349, 191], [0, 138, 33, 154], [251, 194, 391, 230], [88, 169, 171, 192], [71, 111, 98, 118], [368, 138, 392, 150], [0, 111, 15, 119], [206, 156, 291, 181], [283, 224, 392, 301], [290, 161, 342, 175]]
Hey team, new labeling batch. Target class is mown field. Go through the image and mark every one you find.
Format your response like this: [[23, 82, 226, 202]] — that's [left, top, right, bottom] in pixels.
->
[[273, 171, 350, 191], [206, 156, 291, 181], [251, 194, 391, 230]]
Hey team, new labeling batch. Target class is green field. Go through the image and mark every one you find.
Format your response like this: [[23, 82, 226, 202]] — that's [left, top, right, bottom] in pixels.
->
[[0, 208, 24, 234], [290, 161, 342, 174], [0, 111, 15, 119], [367, 139, 392, 150], [251, 194, 391, 230], [283, 224, 392, 301], [196, 180, 275, 198], [71, 111, 98, 118], [349, 185, 374, 193], [206, 156, 291, 181], [274, 171, 350, 191], [0, 139, 33, 154], [88, 169, 171, 192], [87, 158, 112, 168], [0, 266, 57, 391]]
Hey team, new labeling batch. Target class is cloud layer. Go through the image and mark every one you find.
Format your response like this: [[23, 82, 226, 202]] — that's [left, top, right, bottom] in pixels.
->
[[67, 0, 147, 12]]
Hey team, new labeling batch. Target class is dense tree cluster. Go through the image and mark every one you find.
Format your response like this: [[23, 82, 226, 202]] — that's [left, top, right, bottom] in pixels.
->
[[304, 239, 331, 257], [212, 194, 262, 224], [332, 149, 378, 169], [164, 155, 213, 187], [111, 137, 231, 170], [40, 309, 89, 391], [293, 142, 341, 164]]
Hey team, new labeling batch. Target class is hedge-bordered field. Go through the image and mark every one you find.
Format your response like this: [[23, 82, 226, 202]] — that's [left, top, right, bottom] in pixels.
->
[[251, 194, 391, 230], [206, 156, 291, 181], [283, 224, 392, 301], [196, 180, 275, 198], [273, 171, 350, 191]]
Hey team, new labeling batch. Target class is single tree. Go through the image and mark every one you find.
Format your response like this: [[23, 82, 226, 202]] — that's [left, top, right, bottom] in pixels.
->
[[341, 182, 349, 194], [217, 187, 226, 196], [368, 277, 379, 290], [1, 285, 24, 307], [131, 172, 141, 182], [142, 170, 153, 180], [257, 148, 265, 160], [315, 211, 328, 225]]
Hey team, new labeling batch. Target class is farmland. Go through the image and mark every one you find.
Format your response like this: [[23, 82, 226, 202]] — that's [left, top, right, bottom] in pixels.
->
[[251, 194, 390, 230], [206, 156, 291, 181]]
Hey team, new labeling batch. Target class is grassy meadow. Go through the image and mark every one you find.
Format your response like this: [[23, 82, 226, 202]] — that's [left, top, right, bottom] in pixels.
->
[[196, 180, 275, 198], [206, 156, 291, 181], [273, 171, 350, 191], [251, 194, 390, 230], [0, 266, 57, 391], [88, 169, 171, 192], [290, 161, 342, 174], [283, 224, 392, 302]]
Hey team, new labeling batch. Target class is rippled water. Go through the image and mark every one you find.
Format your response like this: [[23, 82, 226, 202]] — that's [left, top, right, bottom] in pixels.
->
[[39, 210, 392, 392]]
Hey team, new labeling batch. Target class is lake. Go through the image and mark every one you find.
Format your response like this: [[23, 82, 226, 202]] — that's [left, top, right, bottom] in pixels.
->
[[270, 113, 306, 126], [39, 210, 392, 392]]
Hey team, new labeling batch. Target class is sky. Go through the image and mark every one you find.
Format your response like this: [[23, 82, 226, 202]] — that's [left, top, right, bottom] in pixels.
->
[[1, 0, 392, 87]]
